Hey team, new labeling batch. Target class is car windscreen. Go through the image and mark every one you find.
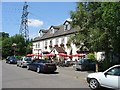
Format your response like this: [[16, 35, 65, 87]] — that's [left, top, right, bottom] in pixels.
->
[[10, 56, 17, 60], [25, 57, 32, 61], [78, 59, 84, 64], [35, 60, 50, 63]]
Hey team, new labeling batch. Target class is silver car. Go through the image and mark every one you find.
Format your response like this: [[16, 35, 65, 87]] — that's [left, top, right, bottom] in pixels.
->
[[17, 56, 32, 67], [74, 59, 96, 71]]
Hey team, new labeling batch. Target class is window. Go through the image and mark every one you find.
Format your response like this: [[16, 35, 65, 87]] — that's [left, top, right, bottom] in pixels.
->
[[107, 66, 120, 76], [64, 24, 71, 30], [61, 38, 65, 44], [64, 24, 68, 30], [56, 38, 59, 45], [50, 40, 52, 45], [50, 27, 54, 34], [45, 41, 47, 46], [39, 31, 43, 37], [38, 43, 40, 48], [36, 44, 37, 48]]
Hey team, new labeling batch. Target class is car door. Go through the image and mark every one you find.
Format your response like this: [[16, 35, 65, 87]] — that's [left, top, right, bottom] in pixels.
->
[[100, 66, 120, 89], [29, 60, 35, 70], [32, 60, 38, 71]]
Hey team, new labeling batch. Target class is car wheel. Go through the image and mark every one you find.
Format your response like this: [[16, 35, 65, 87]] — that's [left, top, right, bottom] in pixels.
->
[[75, 68, 79, 71], [89, 78, 100, 90], [27, 65, 30, 70], [21, 64, 23, 68], [37, 67, 40, 73], [8, 61, 11, 64]]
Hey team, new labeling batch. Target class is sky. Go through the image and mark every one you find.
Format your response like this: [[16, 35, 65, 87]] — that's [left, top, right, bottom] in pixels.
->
[[2, 2, 76, 39]]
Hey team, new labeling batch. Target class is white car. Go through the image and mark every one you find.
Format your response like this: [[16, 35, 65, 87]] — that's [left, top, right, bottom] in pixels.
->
[[87, 65, 120, 90], [17, 56, 32, 67]]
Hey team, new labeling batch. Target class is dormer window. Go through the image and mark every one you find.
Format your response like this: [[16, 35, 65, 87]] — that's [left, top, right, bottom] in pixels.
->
[[39, 30, 43, 37], [50, 26, 59, 34], [39, 29, 48, 37], [50, 27, 54, 34], [64, 21, 71, 31]]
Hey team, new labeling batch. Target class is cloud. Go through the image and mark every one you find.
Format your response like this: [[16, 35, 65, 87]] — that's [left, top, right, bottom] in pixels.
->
[[28, 19, 43, 27]]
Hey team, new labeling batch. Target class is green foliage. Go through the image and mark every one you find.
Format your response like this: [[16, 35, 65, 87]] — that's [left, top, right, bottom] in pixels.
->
[[69, 2, 120, 66], [87, 53, 96, 60], [2, 33, 32, 58], [2, 38, 13, 58]]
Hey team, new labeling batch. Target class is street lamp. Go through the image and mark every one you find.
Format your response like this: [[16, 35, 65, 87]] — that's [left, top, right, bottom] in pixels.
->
[[12, 43, 17, 56]]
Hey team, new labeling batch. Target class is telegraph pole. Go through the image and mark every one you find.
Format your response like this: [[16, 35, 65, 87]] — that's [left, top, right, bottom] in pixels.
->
[[20, 2, 29, 41]]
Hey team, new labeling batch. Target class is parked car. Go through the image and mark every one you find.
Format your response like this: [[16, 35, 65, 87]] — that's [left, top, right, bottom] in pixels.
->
[[6, 56, 10, 63], [87, 65, 120, 90], [6, 56, 17, 64], [27, 59, 57, 73], [17, 56, 32, 67], [74, 59, 96, 71]]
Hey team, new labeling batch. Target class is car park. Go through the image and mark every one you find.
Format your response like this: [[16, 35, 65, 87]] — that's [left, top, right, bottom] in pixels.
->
[[6, 56, 18, 64], [87, 65, 120, 90], [27, 59, 57, 73], [17, 56, 32, 67], [74, 58, 96, 71]]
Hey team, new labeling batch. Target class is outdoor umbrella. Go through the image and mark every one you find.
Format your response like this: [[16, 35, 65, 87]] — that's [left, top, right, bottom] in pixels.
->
[[36, 54, 42, 57], [73, 53, 86, 57], [46, 53, 55, 57], [58, 53, 67, 57], [26, 54, 35, 56]]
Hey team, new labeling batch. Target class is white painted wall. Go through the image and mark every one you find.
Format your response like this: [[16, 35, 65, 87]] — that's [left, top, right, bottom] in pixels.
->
[[33, 34, 79, 61]]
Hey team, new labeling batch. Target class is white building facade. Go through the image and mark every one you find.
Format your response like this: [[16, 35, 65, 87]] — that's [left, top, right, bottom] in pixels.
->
[[32, 20, 81, 61]]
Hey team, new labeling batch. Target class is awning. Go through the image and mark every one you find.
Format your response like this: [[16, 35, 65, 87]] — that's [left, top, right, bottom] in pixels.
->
[[46, 53, 55, 57], [36, 54, 42, 57], [73, 54, 86, 57], [26, 54, 35, 56], [67, 54, 73, 57], [58, 53, 67, 57]]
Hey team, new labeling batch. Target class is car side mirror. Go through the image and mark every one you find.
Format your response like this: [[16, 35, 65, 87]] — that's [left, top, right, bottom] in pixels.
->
[[104, 72, 107, 77]]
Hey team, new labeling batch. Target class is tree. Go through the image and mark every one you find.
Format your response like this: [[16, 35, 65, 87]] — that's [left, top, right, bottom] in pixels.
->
[[10, 34, 27, 56], [69, 2, 120, 69], [2, 38, 13, 58], [2, 32, 33, 58]]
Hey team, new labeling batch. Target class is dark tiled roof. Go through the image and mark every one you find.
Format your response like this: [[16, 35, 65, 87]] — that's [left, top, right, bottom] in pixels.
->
[[33, 23, 78, 42]]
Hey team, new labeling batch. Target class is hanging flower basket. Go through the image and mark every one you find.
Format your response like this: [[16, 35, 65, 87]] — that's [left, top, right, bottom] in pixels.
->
[[60, 44, 64, 47], [49, 45, 52, 48], [54, 44, 58, 47], [66, 43, 70, 46]]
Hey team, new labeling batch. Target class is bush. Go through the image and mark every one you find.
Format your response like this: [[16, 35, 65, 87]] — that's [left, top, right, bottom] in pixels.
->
[[87, 53, 96, 60]]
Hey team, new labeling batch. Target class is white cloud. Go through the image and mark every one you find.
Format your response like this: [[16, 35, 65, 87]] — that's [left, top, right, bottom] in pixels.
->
[[28, 19, 43, 27]]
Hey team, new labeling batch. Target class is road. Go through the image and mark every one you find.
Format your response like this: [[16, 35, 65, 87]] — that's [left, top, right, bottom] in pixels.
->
[[2, 61, 90, 89]]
